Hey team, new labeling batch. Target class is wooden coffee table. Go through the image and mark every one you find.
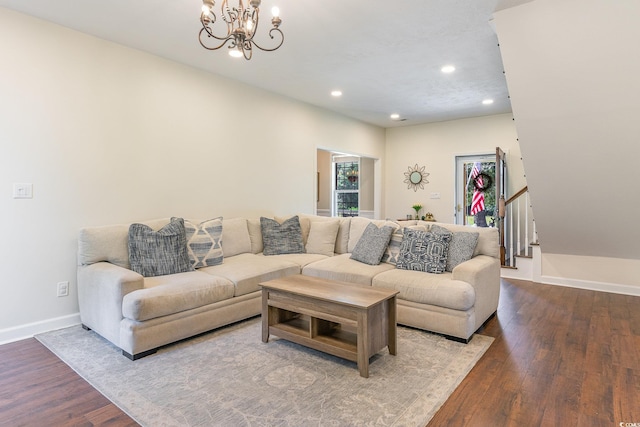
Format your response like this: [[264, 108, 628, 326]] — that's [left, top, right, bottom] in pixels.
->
[[260, 275, 399, 378]]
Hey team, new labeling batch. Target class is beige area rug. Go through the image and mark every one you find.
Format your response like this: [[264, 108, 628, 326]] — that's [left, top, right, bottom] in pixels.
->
[[36, 318, 492, 426]]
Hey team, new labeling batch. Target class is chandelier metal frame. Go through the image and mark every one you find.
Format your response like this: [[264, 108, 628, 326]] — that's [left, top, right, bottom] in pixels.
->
[[199, 0, 284, 60]]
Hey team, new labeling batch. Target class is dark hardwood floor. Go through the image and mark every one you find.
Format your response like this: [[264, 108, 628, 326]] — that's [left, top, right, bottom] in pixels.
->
[[0, 338, 138, 426], [1, 278, 638, 426], [429, 278, 640, 426]]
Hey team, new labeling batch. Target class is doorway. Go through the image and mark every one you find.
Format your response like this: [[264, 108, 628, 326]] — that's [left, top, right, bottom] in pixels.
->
[[316, 149, 376, 219], [455, 154, 497, 227]]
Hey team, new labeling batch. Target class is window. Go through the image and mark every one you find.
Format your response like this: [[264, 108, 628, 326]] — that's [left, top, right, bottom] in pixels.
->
[[334, 159, 359, 217]]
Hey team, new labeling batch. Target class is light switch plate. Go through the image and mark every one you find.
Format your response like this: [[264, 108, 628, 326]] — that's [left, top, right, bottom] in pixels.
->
[[430, 192, 441, 199], [13, 183, 33, 199]]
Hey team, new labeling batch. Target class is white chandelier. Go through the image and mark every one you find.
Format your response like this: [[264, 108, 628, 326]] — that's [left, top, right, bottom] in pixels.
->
[[199, 0, 284, 60]]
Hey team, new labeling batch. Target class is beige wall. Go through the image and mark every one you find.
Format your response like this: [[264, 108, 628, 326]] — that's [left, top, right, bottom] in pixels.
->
[[359, 157, 375, 211], [0, 9, 385, 339], [384, 114, 524, 222], [493, 0, 640, 293]]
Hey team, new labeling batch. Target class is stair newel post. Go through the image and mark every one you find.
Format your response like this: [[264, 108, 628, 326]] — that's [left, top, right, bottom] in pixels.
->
[[498, 194, 506, 265]]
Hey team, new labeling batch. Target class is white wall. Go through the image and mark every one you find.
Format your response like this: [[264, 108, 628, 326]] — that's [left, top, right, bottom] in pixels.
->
[[494, 0, 640, 292], [0, 8, 385, 341], [384, 114, 524, 222]]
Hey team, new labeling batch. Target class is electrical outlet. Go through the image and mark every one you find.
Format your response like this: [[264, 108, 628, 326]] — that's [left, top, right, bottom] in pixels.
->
[[57, 281, 69, 297]]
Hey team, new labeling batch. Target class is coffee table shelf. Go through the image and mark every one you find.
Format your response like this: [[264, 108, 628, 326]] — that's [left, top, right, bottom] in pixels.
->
[[269, 314, 358, 361]]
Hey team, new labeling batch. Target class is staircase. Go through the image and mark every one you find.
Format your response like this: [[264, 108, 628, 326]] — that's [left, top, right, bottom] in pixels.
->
[[499, 186, 542, 282]]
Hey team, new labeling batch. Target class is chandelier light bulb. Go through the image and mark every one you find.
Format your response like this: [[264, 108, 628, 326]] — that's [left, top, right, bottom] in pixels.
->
[[271, 6, 280, 17], [229, 47, 243, 58]]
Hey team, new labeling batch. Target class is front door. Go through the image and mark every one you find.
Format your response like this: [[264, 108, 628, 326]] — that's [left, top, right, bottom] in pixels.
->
[[455, 153, 498, 227]]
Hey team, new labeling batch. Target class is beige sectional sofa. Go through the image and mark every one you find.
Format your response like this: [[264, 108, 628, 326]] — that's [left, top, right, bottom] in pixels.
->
[[77, 214, 500, 360]]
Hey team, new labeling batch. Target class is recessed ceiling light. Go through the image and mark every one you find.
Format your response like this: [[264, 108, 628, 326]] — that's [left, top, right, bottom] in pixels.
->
[[390, 113, 402, 120], [441, 65, 455, 73], [331, 90, 342, 97], [482, 99, 494, 105]]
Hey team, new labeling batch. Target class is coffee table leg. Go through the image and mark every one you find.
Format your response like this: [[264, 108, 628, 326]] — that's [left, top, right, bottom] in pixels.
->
[[261, 290, 269, 343], [388, 296, 397, 355], [357, 311, 369, 378]]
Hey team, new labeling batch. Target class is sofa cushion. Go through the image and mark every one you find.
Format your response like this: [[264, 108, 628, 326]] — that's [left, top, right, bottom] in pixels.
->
[[176, 217, 224, 269], [431, 225, 479, 272], [305, 219, 340, 256], [247, 218, 263, 254], [222, 218, 252, 257], [372, 269, 475, 311], [350, 223, 394, 265], [263, 253, 329, 269], [122, 271, 235, 321], [128, 218, 193, 277], [261, 216, 306, 255], [302, 253, 395, 286], [200, 253, 300, 296], [396, 228, 451, 274]]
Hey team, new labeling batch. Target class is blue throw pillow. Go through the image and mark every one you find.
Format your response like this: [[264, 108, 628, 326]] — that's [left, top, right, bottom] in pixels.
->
[[128, 218, 194, 277], [430, 225, 479, 272], [350, 222, 395, 265], [260, 216, 306, 255]]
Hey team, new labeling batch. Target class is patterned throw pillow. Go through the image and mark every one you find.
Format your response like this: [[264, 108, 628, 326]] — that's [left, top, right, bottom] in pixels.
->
[[381, 232, 403, 265], [173, 217, 223, 269], [260, 216, 306, 256], [350, 223, 395, 265], [396, 228, 452, 274], [430, 225, 479, 272], [128, 218, 194, 277], [382, 225, 428, 265]]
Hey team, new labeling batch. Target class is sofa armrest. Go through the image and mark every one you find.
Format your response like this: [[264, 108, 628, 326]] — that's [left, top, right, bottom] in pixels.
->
[[451, 255, 501, 328], [77, 262, 144, 346]]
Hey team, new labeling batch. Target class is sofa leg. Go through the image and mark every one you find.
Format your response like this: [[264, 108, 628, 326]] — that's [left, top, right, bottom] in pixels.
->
[[122, 348, 158, 361], [81, 324, 91, 331], [444, 334, 471, 344]]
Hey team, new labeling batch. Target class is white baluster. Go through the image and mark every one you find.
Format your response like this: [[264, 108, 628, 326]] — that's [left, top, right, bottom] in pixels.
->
[[517, 197, 521, 257], [509, 203, 514, 267], [525, 191, 530, 256]]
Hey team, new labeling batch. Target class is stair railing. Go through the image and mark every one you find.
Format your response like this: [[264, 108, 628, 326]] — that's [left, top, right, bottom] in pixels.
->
[[498, 186, 538, 268]]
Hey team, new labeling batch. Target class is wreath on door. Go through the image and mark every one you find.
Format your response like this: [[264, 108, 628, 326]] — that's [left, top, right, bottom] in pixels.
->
[[473, 172, 493, 192]]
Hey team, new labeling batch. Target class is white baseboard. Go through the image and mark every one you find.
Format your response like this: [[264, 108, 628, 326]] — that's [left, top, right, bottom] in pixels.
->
[[0, 313, 81, 345], [540, 276, 640, 297]]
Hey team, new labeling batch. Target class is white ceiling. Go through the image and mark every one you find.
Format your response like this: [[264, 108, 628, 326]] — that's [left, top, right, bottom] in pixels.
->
[[0, 0, 532, 128]]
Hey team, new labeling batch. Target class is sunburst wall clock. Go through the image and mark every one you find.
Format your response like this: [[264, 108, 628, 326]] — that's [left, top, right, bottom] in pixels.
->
[[404, 164, 429, 192]]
